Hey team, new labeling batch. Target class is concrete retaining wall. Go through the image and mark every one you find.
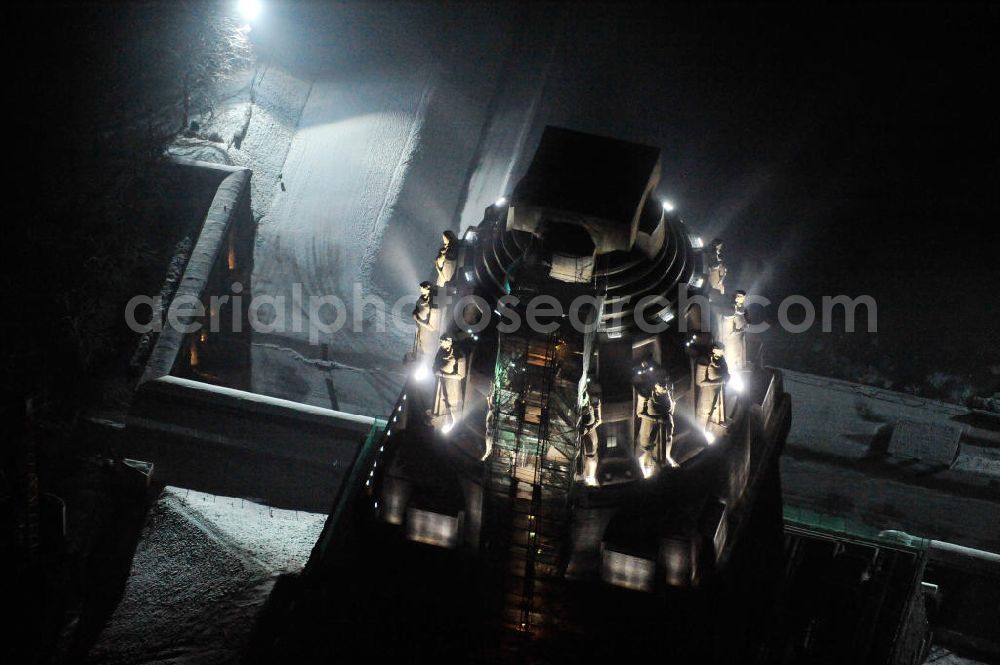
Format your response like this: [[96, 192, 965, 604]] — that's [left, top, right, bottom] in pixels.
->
[[127, 159, 379, 510], [143, 160, 253, 384], [125, 376, 376, 511]]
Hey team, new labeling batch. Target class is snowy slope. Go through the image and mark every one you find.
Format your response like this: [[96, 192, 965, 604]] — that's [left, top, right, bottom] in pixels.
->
[[242, 5, 541, 416], [246, 69, 434, 414], [169, 65, 312, 220], [88, 489, 325, 665]]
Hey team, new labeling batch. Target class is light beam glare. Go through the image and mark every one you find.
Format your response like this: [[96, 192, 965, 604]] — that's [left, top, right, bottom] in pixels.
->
[[237, 0, 262, 21]]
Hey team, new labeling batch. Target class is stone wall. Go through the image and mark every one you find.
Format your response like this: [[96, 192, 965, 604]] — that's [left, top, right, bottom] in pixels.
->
[[128, 159, 380, 510]]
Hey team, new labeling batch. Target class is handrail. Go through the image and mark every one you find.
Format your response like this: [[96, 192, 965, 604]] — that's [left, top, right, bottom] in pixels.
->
[[305, 414, 388, 575]]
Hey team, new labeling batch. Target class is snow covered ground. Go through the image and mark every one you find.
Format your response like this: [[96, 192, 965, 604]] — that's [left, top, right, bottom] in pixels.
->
[[161, 5, 582, 418], [88, 488, 325, 665], [246, 66, 433, 414], [168, 64, 312, 221], [925, 647, 990, 665], [227, 4, 555, 417], [779, 369, 1000, 552]]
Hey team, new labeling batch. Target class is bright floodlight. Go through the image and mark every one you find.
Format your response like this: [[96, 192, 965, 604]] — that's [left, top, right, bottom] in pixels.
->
[[495, 196, 508, 207], [442, 415, 455, 434], [703, 429, 716, 445], [662, 199, 675, 213], [237, 0, 262, 21], [729, 372, 745, 393], [414, 363, 430, 382]]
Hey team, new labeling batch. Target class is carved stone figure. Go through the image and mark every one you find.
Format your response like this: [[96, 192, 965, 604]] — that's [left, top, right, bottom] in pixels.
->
[[578, 389, 602, 483], [706, 238, 727, 295], [435, 230, 458, 287], [722, 290, 748, 371], [696, 345, 729, 427], [482, 393, 496, 461], [636, 378, 677, 474], [411, 281, 436, 360], [432, 335, 465, 426]]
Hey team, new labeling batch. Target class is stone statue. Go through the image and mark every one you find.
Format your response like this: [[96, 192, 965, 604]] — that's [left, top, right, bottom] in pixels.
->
[[636, 378, 677, 474], [578, 389, 602, 483], [696, 345, 729, 427], [434, 230, 458, 287], [722, 290, 748, 371], [482, 391, 496, 461], [432, 335, 465, 426], [411, 281, 436, 360], [707, 238, 727, 295]]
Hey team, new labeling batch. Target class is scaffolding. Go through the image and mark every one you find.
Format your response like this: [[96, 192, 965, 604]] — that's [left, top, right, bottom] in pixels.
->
[[485, 328, 580, 655]]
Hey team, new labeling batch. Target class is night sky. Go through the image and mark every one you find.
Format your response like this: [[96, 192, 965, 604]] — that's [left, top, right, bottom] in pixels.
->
[[550, 5, 997, 279], [536, 3, 998, 387]]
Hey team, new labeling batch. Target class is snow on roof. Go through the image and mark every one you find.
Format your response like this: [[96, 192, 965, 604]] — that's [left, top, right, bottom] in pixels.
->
[[155, 374, 377, 427], [779, 368, 966, 461]]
